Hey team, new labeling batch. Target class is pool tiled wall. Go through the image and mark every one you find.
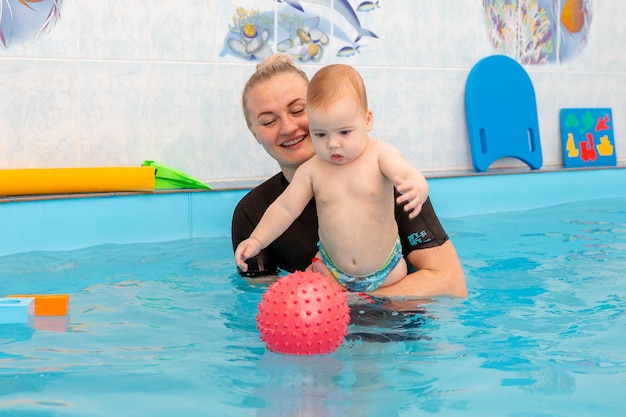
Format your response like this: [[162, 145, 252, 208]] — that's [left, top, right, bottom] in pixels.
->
[[0, 1, 624, 184]]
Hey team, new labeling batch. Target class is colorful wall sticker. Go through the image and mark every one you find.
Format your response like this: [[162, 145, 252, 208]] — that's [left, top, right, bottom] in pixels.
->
[[560, 108, 616, 168], [222, 0, 380, 62], [483, 0, 592, 65]]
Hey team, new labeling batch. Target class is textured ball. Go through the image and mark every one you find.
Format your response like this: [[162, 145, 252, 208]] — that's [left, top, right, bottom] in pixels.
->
[[256, 271, 350, 355]]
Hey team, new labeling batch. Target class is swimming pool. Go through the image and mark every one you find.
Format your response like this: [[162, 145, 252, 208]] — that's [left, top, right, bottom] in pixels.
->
[[1, 168, 625, 416]]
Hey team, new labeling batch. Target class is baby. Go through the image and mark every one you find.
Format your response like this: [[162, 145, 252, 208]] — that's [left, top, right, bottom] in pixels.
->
[[235, 64, 428, 292]]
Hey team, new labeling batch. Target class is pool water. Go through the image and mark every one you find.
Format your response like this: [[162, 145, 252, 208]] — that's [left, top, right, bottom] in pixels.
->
[[1, 198, 625, 416]]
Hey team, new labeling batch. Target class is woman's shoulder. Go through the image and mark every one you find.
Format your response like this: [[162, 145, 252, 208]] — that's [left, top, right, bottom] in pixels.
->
[[235, 172, 286, 211]]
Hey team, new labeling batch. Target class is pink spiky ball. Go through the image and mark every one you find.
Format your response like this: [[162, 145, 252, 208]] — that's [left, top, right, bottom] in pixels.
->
[[256, 271, 350, 355]]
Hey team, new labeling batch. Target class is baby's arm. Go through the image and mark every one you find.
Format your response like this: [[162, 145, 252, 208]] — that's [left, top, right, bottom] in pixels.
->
[[394, 174, 428, 218], [234, 165, 314, 271], [379, 142, 429, 219]]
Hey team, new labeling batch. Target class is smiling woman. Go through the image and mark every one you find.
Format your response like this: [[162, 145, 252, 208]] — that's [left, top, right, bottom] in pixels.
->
[[0, 0, 62, 48]]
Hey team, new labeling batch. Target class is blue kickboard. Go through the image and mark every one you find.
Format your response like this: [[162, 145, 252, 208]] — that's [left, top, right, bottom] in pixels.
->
[[465, 55, 543, 172]]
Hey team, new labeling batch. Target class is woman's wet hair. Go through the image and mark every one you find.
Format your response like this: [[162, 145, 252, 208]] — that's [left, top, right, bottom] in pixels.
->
[[242, 53, 309, 130]]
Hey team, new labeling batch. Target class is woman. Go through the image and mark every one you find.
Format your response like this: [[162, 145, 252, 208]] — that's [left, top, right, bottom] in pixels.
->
[[231, 53, 467, 298]]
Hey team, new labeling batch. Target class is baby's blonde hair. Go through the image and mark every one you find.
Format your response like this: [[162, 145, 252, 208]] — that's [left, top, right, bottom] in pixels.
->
[[307, 64, 368, 113], [241, 53, 309, 130]]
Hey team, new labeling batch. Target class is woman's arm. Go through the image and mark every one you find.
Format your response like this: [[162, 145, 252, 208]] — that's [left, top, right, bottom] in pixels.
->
[[367, 240, 467, 298], [373, 193, 467, 298]]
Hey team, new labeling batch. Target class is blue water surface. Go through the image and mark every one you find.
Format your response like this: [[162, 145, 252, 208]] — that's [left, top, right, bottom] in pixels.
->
[[1, 198, 625, 416]]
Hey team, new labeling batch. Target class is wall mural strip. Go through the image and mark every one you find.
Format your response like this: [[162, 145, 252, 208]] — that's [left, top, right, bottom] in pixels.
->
[[0, 0, 62, 48], [482, 0, 592, 65], [222, 0, 381, 62]]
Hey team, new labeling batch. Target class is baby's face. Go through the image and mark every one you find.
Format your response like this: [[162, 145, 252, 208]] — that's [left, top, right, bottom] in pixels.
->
[[307, 96, 373, 165]]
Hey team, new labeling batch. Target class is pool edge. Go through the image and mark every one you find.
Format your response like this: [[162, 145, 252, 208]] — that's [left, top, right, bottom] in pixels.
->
[[2, 168, 625, 256]]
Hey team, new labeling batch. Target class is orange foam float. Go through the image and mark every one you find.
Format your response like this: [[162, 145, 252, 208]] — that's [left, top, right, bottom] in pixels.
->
[[7, 294, 70, 316]]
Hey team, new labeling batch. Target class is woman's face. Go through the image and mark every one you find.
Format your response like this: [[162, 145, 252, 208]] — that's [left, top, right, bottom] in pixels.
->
[[245, 73, 315, 180]]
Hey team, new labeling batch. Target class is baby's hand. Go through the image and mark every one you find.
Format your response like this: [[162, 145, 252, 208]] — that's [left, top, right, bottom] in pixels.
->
[[234, 238, 262, 272], [393, 176, 426, 219]]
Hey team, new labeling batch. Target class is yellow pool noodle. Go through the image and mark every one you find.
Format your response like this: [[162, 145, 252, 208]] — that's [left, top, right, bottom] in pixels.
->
[[0, 166, 155, 196]]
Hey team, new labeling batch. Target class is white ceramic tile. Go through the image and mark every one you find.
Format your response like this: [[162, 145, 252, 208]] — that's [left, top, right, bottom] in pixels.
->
[[380, 68, 433, 169], [79, 0, 150, 60], [151, 0, 216, 62], [354, 65, 384, 138], [578, 0, 626, 72], [0, 59, 78, 168], [602, 75, 626, 164], [150, 63, 215, 180], [431, 0, 483, 68], [529, 70, 565, 167], [429, 69, 472, 171], [475, 4, 497, 62], [548, 71, 615, 110], [211, 63, 279, 180], [79, 61, 151, 166], [382, 0, 432, 67]]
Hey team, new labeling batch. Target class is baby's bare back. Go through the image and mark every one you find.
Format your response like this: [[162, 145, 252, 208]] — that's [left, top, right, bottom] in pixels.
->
[[311, 147, 399, 277]]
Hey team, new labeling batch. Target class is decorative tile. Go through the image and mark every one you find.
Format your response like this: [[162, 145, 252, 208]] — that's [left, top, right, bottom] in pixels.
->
[[217, 0, 275, 64], [328, 0, 382, 66], [0, 0, 77, 58]]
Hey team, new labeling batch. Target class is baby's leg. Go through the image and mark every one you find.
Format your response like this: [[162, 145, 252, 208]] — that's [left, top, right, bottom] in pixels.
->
[[309, 251, 334, 279], [381, 258, 408, 288]]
